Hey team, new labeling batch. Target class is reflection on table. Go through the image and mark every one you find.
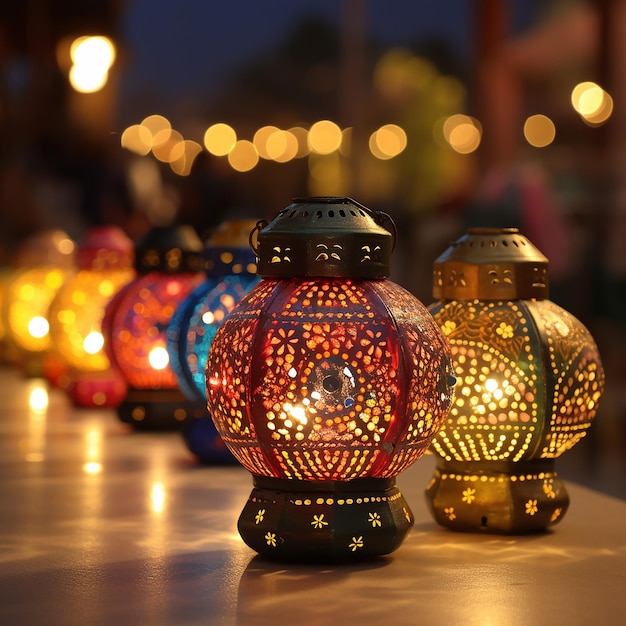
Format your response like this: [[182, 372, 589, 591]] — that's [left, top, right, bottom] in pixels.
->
[[0, 367, 625, 625]]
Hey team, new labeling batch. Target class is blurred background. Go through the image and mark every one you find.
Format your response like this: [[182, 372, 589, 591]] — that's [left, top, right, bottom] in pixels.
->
[[0, 0, 624, 496]]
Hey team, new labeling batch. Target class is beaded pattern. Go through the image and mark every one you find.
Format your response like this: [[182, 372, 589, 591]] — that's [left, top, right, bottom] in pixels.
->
[[429, 298, 604, 463]]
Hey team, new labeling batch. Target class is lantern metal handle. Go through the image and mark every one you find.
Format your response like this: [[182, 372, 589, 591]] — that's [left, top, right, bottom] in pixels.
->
[[344, 197, 397, 252], [249, 219, 268, 257], [375, 210, 397, 251]]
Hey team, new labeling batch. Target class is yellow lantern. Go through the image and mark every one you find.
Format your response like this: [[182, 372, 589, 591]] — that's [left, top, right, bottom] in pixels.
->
[[48, 226, 134, 407], [2, 230, 75, 376], [425, 228, 605, 533]]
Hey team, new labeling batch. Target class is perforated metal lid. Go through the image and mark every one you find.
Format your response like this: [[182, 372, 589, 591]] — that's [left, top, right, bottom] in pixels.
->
[[252, 197, 396, 279], [433, 228, 549, 300]]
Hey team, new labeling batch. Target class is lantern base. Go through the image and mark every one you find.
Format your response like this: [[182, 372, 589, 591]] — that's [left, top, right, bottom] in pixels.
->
[[181, 405, 237, 465], [238, 476, 414, 563], [65, 370, 127, 408], [117, 388, 192, 431], [425, 460, 570, 534]]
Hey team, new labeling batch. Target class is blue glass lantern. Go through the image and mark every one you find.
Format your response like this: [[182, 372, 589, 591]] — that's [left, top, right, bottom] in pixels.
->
[[167, 220, 260, 463]]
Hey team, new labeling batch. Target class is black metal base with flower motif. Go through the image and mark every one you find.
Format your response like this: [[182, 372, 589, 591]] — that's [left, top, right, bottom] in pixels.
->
[[425, 459, 570, 534], [238, 476, 414, 562]]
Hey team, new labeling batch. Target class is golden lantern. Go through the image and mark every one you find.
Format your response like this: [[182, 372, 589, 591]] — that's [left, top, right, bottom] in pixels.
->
[[425, 228, 605, 533], [2, 230, 76, 376]]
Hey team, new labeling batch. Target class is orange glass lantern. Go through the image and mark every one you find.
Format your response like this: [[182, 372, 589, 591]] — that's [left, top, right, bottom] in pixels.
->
[[426, 228, 605, 533], [102, 225, 204, 430], [48, 226, 134, 407], [2, 230, 75, 376], [206, 197, 454, 561]]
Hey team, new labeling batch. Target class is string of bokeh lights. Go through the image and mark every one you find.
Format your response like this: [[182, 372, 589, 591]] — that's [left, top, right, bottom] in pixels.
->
[[119, 78, 613, 178], [55, 36, 614, 178]]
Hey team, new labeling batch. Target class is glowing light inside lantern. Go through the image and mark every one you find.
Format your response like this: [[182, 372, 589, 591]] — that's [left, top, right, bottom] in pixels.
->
[[28, 316, 49, 339], [148, 346, 170, 370], [83, 331, 105, 355]]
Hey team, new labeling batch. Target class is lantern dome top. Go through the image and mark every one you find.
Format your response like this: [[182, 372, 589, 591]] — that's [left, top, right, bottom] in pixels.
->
[[253, 196, 395, 279], [77, 226, 134, 270], [134, 225, 204, 274], [433, 227, 549, 301], [203, 219, 259, 277]]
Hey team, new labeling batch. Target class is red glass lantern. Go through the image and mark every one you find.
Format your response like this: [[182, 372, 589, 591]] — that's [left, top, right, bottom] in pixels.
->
[[425, 228, 605, 533], [48, 226, 134, 407], [103, 225, 204, 430], [206, 197, 454, 561]]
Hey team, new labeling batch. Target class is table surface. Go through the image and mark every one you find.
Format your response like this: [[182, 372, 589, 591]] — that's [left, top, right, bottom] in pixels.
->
[[1, 366, 625, 626]]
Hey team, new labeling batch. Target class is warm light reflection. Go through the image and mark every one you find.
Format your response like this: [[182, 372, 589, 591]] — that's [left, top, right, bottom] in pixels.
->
[[29, 385, 49, 414], [142, 114, 171, 135], [151, 129, 185, 163], [228, 140, 259, 172], [523, 114, 556, 148], [253, 126, 280, 159], [204, 123, 237, 156], [151, 482, 166, 514], [25, 383, 48, 462], [287, 126, 310, 158], [68, 36, 116, 93], [84, 427, 102, 463], [83, 461, 103, 474], [442, 114, 482, 154], [578, 86, 604, 115], [583, 93, 613, 126], [266, 129, 299, 162], [571, 81, 600, 113], [170, 140, 203, 176], [83, 429, 104, 468], [148, 346, 170, 370], [121, 125, 152, 156], [308, 120, 343, 155], [571, 81, 614, 126], [369, 124, 407, 160], [71, 36, 115, 67]]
